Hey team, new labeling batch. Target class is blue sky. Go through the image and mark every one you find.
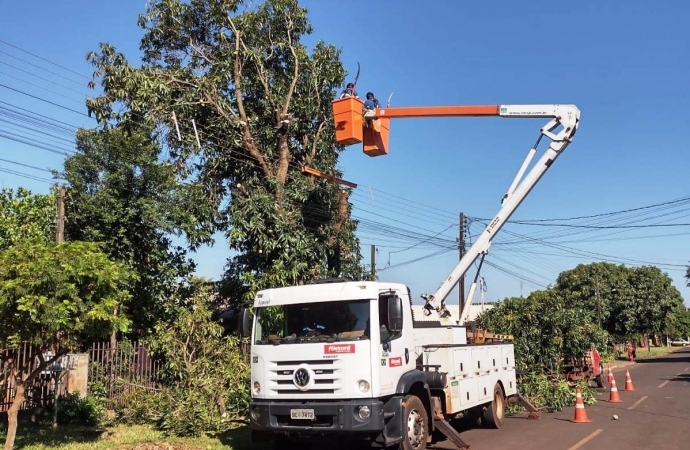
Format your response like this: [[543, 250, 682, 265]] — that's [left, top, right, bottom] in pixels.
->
[[1, 0, 688, 307]]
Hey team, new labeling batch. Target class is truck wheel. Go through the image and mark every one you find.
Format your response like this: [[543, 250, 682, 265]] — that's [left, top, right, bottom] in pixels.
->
[[482, 383, 505, 429], [401, 395, 428, 450]]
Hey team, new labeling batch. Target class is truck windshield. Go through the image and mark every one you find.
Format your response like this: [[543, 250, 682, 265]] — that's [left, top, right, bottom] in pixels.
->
[[253, 299, 371, 345]]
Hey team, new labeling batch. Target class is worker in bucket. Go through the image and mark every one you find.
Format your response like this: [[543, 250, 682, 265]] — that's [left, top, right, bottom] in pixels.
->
[[363, 92, 380, 118], [339, 83, 358, 99]]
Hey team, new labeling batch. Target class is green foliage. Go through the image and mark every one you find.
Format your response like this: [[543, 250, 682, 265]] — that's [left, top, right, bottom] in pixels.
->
[[667, 305, 690, 339], [0, 240, 136, 349], [555, 262, 684, 339], [51, 392, 106, 427], [508, 373, 597, 415], [59, 126, 198, 337], [0, 240, 135, 450], [84, 0, 367, 311], [0, 187, 56, 251], [115, 389, 165, 425], [135, 293, 250, 436], [475, 290, 609, 373]]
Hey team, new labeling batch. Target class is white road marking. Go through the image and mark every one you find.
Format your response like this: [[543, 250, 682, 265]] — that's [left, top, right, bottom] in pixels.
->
[[658, 380, 670, 388], [627, 395, 648, 410], [566, 429, 604, 450]]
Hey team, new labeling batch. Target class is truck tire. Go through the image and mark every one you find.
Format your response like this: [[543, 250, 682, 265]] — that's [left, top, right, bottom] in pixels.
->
[[401, 395, 428, 450], [482, 383, 505, 429]]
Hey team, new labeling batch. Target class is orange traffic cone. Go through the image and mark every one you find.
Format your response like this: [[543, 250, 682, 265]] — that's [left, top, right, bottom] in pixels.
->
[[608, 376, 623, 403], [624, 370, 635, 391], [572, 387, 592, 423], [607, 366, 613, 383]]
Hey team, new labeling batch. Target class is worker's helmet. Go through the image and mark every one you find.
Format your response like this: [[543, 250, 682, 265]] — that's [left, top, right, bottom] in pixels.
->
[[366, 92, 374, 99], [346, 83, 354, 88]]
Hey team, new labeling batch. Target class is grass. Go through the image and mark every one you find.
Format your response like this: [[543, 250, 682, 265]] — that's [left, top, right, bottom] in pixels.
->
[[634, 345, 677, 360], [604, 345, 677, 363], [0, 423, 269, 450]]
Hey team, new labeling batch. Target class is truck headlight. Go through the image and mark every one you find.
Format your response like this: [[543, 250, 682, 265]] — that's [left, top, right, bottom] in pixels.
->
[[358, 380, 370, 393], [253, 381, 261, 394], [358, 405, 371, 420]]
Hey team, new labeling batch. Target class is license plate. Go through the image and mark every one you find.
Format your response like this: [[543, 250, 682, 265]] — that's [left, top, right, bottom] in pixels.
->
[[290, 408, 315, 420]]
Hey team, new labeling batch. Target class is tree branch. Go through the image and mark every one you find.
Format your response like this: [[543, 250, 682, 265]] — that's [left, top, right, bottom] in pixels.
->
[[203, 92, 271, 178], [226, 15, 273, 180], [307, 120, 327, 165], [281, 15, 300, 117]]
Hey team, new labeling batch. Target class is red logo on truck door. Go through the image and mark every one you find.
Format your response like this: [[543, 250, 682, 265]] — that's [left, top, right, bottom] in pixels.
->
[[324, 344, 355, 354], [389, 357, 402, 367]]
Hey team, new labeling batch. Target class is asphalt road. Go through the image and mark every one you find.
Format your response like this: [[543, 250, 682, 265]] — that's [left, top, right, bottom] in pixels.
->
[[436, 348, 690, 450]]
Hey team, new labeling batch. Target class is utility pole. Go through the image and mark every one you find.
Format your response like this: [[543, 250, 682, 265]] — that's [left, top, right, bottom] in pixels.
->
[[370, 244, 376, 278], [458, 212, 466, 313], [56, 187, 65, 243]]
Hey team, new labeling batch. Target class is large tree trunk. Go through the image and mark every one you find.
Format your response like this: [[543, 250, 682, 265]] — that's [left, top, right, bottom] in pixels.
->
[[4, 381, 25, 450]]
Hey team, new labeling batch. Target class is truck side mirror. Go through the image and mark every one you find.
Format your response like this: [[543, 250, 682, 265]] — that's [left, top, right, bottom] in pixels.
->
[[238, 307, 252, 338], [387, 296, 404, 332]]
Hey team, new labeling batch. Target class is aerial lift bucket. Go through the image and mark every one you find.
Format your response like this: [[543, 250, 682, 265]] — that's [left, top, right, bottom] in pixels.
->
[[332, 97, 364, 145], [332, 97, 389, 156]]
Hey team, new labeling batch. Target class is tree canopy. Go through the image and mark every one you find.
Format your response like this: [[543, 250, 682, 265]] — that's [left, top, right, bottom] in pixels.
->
[[0, 187, 56, 251], [554, 262, 684, 339], [59, 126, 199, 336], [0, 240, 135, 450], [83, 0, 367, 308], [476, 261, 686, 372], [475, 289, 609, 372]]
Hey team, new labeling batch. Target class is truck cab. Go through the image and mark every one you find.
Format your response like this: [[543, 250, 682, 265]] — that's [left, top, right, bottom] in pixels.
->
[[242, 279, 517, 450]]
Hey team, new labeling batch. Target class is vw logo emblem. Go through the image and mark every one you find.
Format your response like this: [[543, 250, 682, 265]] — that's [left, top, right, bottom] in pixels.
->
[[293, 368, 310, 388]]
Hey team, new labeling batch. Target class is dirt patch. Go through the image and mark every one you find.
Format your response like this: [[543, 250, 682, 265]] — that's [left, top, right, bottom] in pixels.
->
[[131, 443, 195, 450]]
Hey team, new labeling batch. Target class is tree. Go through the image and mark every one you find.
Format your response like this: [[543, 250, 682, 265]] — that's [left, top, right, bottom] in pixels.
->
[[626, 265, 684, 342], [59, 126, 200, 337], [554, 262, 684, 341], [0, 241, 135, 450], [475, 290, 608, 372], [666, 305, 690, 340], [0, 187, 56, 251], [84, 0, 367, 308]]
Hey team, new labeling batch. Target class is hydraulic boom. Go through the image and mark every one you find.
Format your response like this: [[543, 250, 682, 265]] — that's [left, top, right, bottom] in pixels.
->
[[421, 104, 580, 323]]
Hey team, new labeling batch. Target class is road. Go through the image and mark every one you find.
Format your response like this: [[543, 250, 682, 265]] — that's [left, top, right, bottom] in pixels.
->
[[436, 348, 690, 450]]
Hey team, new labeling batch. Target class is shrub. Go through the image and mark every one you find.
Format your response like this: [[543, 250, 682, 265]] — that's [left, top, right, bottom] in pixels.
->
[[507, 372, 598, 415], [51, 391, 106, 426], [120, 293, 251, 437]]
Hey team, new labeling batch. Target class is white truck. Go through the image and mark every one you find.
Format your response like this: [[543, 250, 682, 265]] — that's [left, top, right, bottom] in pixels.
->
[[239, 104, 580, 449]]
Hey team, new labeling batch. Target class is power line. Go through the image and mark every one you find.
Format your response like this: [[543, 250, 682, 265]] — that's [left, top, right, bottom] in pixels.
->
[[506, 221, 690, 229], [0, 82, 90, 117], [501, 195, 690, 223], [0, 48, 90, 89], [0, 38, 91, 80]]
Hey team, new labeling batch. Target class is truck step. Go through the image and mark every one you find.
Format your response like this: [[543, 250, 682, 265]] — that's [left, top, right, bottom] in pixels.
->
[[433, 419, 470, 450]]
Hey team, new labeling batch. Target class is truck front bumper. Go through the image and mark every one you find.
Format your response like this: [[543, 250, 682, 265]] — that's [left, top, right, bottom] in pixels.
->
[[249, 399, 387, 437]]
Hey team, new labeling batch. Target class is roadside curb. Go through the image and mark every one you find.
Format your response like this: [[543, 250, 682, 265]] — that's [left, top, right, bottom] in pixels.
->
[[605, 348, 682, 372]]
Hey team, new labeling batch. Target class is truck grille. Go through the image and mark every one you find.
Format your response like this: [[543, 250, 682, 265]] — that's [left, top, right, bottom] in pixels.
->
[[269, 359, 341, 395]]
